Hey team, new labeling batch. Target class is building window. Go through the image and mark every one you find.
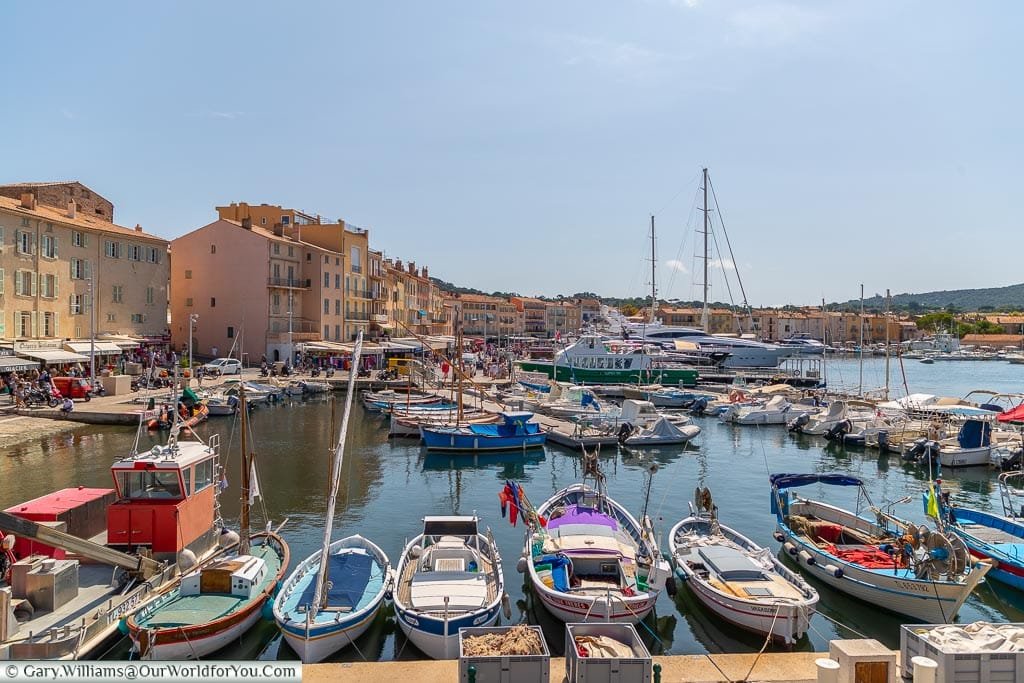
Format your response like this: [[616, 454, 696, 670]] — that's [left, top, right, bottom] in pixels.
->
[[107, 313, 116, 322], [70, 293, 85, 315], [324, 325, 329, 339], [273, 244, 280, 255], [40, 235, 57, 259], [185, 270, 192, 279], [146, 286, 154, 305], [261, 217, 267, 225], [146, 246, 161, 263], [186, 297, 193, 307], [16, 230, 33, 255], [335, 258, 340, 266], [227, 326, 234, 338], [210, 297, 216, 308], [306, 253, 311, 262], [211, 244, 217, 254], [324, 255, 329, 264], [335, 299, 340, 315], [350, 247, 361, 273], [272, 293, 280, 307], [104, 240, 121, 258], [323, 298, 329, 314], [42, 312, 56, 337], [131, 313, 146, 323], [72, 231, 86, 248], [41, 274, 58, 299], [112, 285, 123, 303], [281, 215, 290, 225], [0, 269, 4, 295], [324, 273, 330, 288], [14, 270, 35, 297], [17, 311, 31, 337], [288, 245, 294, 257], [334, 324, 340, 340], [128, 244, 142, 261]]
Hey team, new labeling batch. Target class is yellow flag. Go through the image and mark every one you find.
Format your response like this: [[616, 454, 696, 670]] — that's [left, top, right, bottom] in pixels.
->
[[926, 484, 940, 519]]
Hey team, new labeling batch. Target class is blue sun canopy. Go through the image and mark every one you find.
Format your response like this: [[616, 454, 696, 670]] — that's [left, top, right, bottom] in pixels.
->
[[769, 473, 864, 490]]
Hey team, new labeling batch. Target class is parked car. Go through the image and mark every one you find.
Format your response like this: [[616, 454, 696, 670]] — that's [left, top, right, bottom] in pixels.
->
[[51, 376, 94, 401], [201, 358, 242, 376]]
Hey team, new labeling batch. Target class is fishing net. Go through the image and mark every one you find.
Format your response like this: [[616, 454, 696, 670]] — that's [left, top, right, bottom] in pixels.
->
[[462, 624, 545, 656]]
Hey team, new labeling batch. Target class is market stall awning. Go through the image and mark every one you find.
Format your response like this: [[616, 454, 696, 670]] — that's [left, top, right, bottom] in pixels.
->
[[18, 350, 90, 363], [0, 357, 40, 372], [65, 341, 123, 355], [98, 335, 141, 349]]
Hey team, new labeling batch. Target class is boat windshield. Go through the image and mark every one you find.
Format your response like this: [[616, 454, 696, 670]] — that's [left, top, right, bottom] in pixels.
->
[[116, 470, 184, 500]]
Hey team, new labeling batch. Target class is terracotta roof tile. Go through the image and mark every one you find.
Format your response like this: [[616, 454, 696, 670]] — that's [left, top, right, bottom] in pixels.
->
[[0, 195, 165, 242]]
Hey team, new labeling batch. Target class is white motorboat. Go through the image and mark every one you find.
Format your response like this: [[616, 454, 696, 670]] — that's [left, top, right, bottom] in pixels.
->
[[619, 416, 701, 447], [669, 488, 817, 646], [393, 516, 505, 659], [720, 395, 793, 425]]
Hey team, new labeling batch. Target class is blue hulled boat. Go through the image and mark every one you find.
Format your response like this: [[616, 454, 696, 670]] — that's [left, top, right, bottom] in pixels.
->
[[420, 411, 546, 452]]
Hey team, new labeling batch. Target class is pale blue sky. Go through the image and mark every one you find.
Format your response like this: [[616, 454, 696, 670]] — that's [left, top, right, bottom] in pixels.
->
[[3, 1, 1019, 306]]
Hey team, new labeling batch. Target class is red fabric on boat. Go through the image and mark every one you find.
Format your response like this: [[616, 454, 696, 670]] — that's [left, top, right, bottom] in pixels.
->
[[826, 544, 899, 568], [998, 404, 1024, 423], [815, 524, 844, 543]]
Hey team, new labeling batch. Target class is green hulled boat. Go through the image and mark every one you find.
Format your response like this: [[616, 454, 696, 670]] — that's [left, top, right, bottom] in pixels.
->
[[517, 335, 698, 387]]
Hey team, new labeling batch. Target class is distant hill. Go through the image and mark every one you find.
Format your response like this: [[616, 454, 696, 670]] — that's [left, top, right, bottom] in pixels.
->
[[833, 283, 1024, 312]]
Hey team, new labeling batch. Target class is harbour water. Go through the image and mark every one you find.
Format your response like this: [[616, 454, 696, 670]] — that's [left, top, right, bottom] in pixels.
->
[[2, 356, 1024, 661]]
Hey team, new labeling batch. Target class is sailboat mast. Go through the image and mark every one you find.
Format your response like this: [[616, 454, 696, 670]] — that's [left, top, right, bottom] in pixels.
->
[[239, 381, 250, 555], [649, 215, 656, 324], [858, 283, 865, 397], [312, 331, 364, 611], [701, 168, 710, 332], [884, 288, 891, 400], [456, 306, 464, 423]]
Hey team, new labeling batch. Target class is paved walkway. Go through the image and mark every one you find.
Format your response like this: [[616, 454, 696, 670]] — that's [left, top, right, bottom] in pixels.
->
[[305, 652, 823, 683]]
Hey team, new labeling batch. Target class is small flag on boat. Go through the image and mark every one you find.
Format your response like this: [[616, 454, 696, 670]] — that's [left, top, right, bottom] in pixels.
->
[[249, 460, 261, 504], [219, 474, 229, 491], [926, 483, 940, 519]]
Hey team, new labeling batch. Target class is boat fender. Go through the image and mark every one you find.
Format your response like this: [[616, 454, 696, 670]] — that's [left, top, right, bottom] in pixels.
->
[[502, 593, 512, 619], [219, 529, 240, 548], [261, 600, 275, 622], [665, 576, 678, 597], [773, 531, 786, 543], [798, 550, 815, 566], [516, 556, 528, 574], [823, 564, 843, 578], [176, 548, 198, 572], [117, 617, 130, 635], [783, 542, 798, 556]]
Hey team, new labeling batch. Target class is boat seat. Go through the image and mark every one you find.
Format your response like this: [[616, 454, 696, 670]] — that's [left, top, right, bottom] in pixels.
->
[[433, 558, 466, 572]]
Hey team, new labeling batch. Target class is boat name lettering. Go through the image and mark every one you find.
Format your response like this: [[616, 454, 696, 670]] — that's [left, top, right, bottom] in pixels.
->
[[107, 591, 147, 624], [404, 615, 419, 627], [552, 598, 591, 611], [893, 580, 931, 593]]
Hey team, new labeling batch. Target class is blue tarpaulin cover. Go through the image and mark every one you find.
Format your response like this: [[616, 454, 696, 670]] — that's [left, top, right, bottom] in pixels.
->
[[769, 473, 863, 490]]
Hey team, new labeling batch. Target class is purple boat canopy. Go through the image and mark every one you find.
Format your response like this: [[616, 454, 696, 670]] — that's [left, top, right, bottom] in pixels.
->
[[769, 473, 863, 490]]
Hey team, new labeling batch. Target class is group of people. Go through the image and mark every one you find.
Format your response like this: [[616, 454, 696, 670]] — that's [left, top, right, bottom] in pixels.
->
[[3, 367, 74, 414]]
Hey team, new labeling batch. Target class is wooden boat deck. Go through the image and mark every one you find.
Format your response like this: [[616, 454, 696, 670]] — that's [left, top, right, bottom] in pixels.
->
[[961, 524, 1022, 545], [708, 573, 804, 601], [396, 549, 497, 610]]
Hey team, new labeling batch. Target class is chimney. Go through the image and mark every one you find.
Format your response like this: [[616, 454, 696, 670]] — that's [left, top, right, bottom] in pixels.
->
[[408, 261, 416, 274], [241, 217, 252, 230], [134, 224, 143, 232], [67, 201, 76, 219], [273, 222, 283, 237], [394, 260, 403, 271], [291, 225, 301, 242], [422, 266, 429, 279], [20, 192, 36, 210]]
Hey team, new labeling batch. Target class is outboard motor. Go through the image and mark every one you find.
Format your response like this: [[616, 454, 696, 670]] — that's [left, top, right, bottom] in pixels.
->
[[903, 437, 929, 462], [617, 422, 635, 444], [787, 412, 810, 433], [689, 397, 709, 416], [824, 419, 852, 442]]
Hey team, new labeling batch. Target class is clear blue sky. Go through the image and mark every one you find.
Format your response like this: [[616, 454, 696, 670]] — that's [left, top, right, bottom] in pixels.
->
[[3, 1, 1019, 306]]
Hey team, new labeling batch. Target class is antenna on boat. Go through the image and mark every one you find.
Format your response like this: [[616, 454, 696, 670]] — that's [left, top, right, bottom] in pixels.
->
[[640, 462, 658, 526], [167, 361, 181, 451], [649, 215, 657, 325], [700, 168, 710, 333]]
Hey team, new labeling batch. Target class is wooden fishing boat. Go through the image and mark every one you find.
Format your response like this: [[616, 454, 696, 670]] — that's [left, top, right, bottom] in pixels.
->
[[420, 411, 546, 452], [393, 515, 505, 659], [128, 384, 290, 659], [273, 333, 393, 663], [669, 488, 817, 646], [519, 453, 670, 623], [770, 473, 991, 623]]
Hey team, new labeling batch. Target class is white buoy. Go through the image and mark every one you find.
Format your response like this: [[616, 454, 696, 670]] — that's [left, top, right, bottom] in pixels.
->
[[823, 563, 844, 578], [516, 556, 528, 574], [911, 656, 937, 683], [784, 542, 797, 555], [799, 549, 816, 566], [815, 657, 840, 683], [177, 549, 197, 571], [219, 529, 240, 548]]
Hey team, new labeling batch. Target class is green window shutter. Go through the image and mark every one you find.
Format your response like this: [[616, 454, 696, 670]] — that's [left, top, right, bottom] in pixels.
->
[[53, 275, 58, 299], [30, 272, 37, 297], [14, 271, 22, 296], [30, 311, 37, 338], [0, 268, 4, 295], [52, 236, 58, 258]]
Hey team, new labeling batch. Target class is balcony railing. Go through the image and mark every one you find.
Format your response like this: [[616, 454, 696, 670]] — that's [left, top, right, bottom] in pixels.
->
[[267, 277, 311, 289], [352, 289, 373, 299], [345, 311, 370, 321], [351, 265, 362, 274]]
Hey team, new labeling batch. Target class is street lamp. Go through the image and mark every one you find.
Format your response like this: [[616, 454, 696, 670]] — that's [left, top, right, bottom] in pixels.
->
[[188, 314, 199, 374]]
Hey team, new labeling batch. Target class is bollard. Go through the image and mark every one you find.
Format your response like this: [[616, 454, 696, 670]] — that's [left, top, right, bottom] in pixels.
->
[[815, 657, 840, 683], [911, 656, 938, 683], [654, 663, 662, 683], [467, 664, 476, 683]]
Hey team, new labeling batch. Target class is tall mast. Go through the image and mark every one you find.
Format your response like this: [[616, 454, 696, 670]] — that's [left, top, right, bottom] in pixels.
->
[[456, 306, 464, 423], [858, 283, 865, 397], [649, 215, 656, 324], [239, 381, 250, 555], [312, 331, 364, 611], [884, 288, 891, 400], [701, 168, 710, 332]]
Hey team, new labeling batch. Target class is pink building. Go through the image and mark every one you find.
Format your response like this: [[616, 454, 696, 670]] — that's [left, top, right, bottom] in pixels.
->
[[170, 218, 346, 363]]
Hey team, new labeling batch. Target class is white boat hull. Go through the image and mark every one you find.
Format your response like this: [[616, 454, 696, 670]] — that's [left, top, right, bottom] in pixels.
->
[[139, 602, 264, 660], [280, 604, 381, 664], [939, 446, 993, 468]]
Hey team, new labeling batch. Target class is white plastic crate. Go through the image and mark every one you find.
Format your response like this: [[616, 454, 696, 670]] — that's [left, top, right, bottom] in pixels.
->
[[565, 623, 652, 683], [459, 626, 550, 683], [901, 623, 1024, 683]]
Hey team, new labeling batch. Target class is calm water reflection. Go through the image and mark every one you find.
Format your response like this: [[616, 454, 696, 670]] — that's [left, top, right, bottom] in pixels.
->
[[2, 357, 1023, 660]]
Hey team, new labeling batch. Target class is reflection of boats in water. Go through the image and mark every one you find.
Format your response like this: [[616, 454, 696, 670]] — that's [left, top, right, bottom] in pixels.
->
[[421, 450, 545, 472]]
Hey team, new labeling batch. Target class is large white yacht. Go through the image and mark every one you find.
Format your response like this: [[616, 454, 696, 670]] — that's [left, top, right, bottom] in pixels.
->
[[625, 324, 793, 368]]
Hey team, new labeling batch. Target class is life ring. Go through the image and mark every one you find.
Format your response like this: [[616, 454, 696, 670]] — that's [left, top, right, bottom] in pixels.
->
[[729, 390, 747, 403]]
